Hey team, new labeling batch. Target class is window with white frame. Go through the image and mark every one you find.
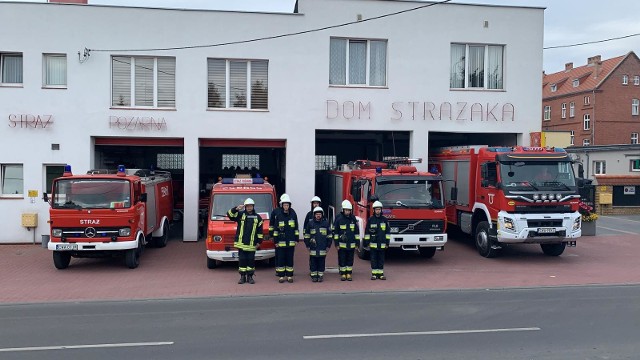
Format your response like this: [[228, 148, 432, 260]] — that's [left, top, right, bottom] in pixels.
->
[[561, 103, 566, 119], [632, 99, 639, 116], [583, 114, 590, 130], [44, 165, 65, 193], [550, 84, 557, 92], [1, 164, 23, 196], [330, 38, 387, 87], [572, 79, 579, 87], [584, 96, 590, 105], [207, 59, 268, 109], [111, 56, 175, 108], [622, 75, 629, 85], [1, 52, 23, 84], [632, 132, 639, 145], [570, 130, 575, 145], [634, 75, 640, 86], [632, 159, 640, 171], [222, 154, 260, 170], [450, 43, 504, 90], [569, 102, 575, 117], [543, 106, 551, 121], [583, 139, 590, 146], [43, 54, 67, 87], [593, 161, 606, 175], [315, 155, 337, 170]]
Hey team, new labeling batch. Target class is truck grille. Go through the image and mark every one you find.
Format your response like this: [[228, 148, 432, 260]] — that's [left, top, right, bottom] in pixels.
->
[[514, 205, 572, 214], [61, 227, 120, 239], [388, 220, 444, 234], [526, 220, 563, 228]]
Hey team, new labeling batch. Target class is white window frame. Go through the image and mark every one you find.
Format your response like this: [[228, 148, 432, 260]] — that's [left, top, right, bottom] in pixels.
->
[[632, 132, 639, 145], [631, 159, 640, 172], [570, 130, 575, 146], [330, 38, 388, 87], [622, 74, 629, 85], [569, 102, 575, 117], [584, 96, 590, 105], [1, 164, 24, 197], [0, 52, 23, 86], [543, 106, 551, 121], [43, 53, 67, 88], [583, 114, 590, 130], [572, 79, 579, 87], [583, 139, 590, 146], [593, 161, 606, 175], [632, 99, 639, 116], [634, 75, 640, 86], [207, 58, 269, 110], [111, 56, 176, 109], [561, 103, 566, 119], [43, 164, 65, 193], [550, 84, 557, 92], [450, 43, 505, 90]]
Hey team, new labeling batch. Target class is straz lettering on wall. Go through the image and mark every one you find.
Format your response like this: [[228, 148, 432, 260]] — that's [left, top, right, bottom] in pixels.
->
[[8, 114, 54, 128], [109, 116, 167, 131]]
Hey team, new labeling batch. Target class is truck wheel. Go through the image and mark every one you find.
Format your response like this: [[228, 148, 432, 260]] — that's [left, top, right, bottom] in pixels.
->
[[357, 247, 370, 260], [418, 247, 436, 259], [541, 243, 566, 256], [152, 221, 169, 248], [53, 251, 71, 269], [125, 248, 140, 269], [475, 221, 499, 258], [207, 257, 218, 269]]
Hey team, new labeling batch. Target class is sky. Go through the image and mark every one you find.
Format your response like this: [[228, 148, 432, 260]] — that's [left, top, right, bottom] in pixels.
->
[[3, 0, 640, 73]]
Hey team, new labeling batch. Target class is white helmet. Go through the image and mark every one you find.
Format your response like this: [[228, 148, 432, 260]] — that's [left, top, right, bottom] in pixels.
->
[[280, 194, 291, 204], [311, 196, 321, 203], [372, 201, 383, 209], [341, 199, 352, 210], [313, 206, 324, 214], [244, 198, 255, 206]]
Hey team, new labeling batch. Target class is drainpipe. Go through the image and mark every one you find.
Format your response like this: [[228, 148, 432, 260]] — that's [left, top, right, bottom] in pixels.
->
[[591, 89, 596, 145], [585, 151, 590, 180]]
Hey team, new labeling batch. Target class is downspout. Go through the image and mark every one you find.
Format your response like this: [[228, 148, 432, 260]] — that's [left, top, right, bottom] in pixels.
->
[[585, 151, 590, 180], [591, 89, 596, 145]]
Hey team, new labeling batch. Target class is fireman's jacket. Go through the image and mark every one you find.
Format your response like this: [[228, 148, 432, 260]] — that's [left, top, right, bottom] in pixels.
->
[[304, 218, 332, 257], [304, 209, 325, 230], [332, 212, 360, 249], [269, 207, 300, 247], [228, 207, 264, 251], [364, 214, 391, 249]]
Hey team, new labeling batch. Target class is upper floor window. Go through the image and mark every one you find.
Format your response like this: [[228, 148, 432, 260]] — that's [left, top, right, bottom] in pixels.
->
[[1, 164, 23, 196], [561, 103, 567, 119], [572, 79, 579, 87], [207, 59, 268, 110], [43, 54, 67, 88], [330, 38, 387, 87], [622, 74, 629, 85], [634, 75, 640, 86], [632, 99, 639, 116], [111, 56, 175, 108], [550, 84, 557, 92], [593, 161, 606, 175], [543, 106, 551, 121], [450, 43, 504, 90], [570, 130, 575, 146], [1, 52, 23, 85], [583, 113, 590, 130], [632, 132, 639, 145], [583, 139, 590, 146], [584, 96, 591, 105], [569, 102, 575, 117]]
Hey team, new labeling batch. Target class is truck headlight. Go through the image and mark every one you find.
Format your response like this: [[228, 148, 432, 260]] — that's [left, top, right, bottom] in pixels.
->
[[434, 236, 444, 241], [52, 229, 62, 237], [119, 228, 131, 236], [573, 218, 581, 231], [213, 235, 222, 242], [503, 217, 515, 231]]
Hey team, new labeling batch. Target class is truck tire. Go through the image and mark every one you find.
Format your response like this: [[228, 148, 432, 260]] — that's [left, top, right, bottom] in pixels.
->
[[475, 221, 499, 258], [357, 246, 370, 260], [418, 247, 436, 259], [53, 251, 71, 269], [540, 243, 566, 256], [125, 248, 140, 269], [152, 221, 169, 248], [207, 257, 218, 269]]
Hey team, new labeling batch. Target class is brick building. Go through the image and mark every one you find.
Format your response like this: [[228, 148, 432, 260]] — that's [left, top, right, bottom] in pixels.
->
[[542, 52, 640, 147]]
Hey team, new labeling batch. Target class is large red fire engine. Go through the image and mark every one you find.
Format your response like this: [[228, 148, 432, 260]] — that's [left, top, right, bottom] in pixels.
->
[[323, 159, 447, 259], [430, 145, 582, 258], [45, 165, 173, 269], [205, 175, 276, 269]]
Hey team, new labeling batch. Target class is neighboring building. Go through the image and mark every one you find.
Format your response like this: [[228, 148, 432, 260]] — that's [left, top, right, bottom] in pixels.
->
[[542, 52, 640, 147], [565, 144, 640, 180], [0, 0, 545, 243]]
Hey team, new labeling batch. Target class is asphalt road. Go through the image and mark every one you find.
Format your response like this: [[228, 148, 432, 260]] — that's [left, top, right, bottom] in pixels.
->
[[1, 285, 638, 360]]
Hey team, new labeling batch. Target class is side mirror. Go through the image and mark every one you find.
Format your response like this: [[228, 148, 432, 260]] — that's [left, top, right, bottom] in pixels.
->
[[43, 192, 49, 202], [369, 194, 379, 202], [576, 178, 585, 188], [450, 187, 458, 201], [140, 193, 148, 203]]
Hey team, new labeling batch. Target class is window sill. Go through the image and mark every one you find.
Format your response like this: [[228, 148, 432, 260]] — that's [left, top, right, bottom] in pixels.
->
[[207, 108, 269, 112], [110, 107, 177, 111], [449, 88, 506, 92], [329, 85, 388, 89], [0, 195, 24, 199], [0, 83, 23, 88], [543, 119, 551, 122], [42, 85, 67, 90]]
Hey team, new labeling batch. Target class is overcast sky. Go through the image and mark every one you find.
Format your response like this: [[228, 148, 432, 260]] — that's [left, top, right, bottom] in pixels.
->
[[4, 0, 639, 73]]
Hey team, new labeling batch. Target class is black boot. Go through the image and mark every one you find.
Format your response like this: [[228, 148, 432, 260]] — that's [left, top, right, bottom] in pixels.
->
[[238, 274, 246, 284], [247, 274, 255, 284]]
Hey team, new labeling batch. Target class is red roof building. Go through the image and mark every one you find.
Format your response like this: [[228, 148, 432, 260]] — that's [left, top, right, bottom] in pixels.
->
[[542, 52, 640, 147]]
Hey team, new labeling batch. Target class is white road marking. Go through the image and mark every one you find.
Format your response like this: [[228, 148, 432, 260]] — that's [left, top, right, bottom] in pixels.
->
[[597, 226, 638, 235], [599, 215, 640, 224], [0, 342, 174, 353], [304, 327, 541, 340]]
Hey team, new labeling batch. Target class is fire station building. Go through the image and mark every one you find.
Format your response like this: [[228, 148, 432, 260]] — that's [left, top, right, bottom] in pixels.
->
[[0, 0, 544, 243]]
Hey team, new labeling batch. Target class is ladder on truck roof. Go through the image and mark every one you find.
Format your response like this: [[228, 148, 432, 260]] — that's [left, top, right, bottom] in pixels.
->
[[339, 157, 422, 171]]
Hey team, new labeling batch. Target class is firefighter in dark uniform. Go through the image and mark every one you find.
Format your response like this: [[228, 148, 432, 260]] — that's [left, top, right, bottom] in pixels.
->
[[332, 199, 360, 281], [304, 206, 332, 282], [364, 201, 391, 280], [303, 196, 323, 230], [269, 194, 299, 283], [227, 198, 264, 284]]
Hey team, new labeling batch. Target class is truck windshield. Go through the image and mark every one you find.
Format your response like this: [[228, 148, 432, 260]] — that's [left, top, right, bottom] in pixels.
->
[[500, 161, 576, 190], [375, 179, 444, 208], [211, 193, 273, 220], [52, 179, 131, 209]]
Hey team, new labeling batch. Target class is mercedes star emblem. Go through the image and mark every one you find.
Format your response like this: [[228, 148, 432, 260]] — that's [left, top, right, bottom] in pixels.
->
[[84, 227, 97, 238]]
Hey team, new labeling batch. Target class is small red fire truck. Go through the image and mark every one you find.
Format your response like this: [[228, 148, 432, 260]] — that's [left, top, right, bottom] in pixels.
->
[[430, 145, 582, 258], [323, 159, 447, 259], [45, 165, 173, 269], [205, 175, 277, 269]]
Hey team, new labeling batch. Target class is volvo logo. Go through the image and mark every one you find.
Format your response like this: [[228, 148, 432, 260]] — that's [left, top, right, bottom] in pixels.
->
[[408, 224, 415, 230], [84, 227, 96, 238]]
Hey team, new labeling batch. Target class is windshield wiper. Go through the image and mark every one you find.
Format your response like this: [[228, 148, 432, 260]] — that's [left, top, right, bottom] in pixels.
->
[[542, 181, 571, 191], [59, 201, 82, 209], [395, 201, 409, 208]]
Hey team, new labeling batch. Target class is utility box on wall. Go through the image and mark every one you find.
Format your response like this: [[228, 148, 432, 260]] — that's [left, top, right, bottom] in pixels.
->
[[21, 213, 38, 228]]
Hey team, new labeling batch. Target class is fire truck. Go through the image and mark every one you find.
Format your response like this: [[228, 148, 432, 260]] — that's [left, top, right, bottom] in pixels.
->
[[45, 165, 174, 269], [430, 145, 582, 258], [322, 159, 447, 259], [205, 175, 277, 269]]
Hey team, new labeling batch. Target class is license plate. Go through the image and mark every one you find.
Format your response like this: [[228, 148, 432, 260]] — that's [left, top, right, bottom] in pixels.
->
[[231, 252, 238, 258], [537, 227, 555, 234], [55, 243, 77, 250]]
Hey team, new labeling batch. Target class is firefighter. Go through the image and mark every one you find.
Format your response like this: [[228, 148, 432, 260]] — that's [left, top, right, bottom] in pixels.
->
[[227, 198, 264, 285], [364, 201, 391, 280], [269, 194, 300, 283], [333, 199, 360, 281], [304, 206, 331, 282], [303, 196, 323, 230]]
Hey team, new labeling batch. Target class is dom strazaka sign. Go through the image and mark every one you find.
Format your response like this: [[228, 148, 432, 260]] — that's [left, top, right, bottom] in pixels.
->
[[109, 116, 167, 131]]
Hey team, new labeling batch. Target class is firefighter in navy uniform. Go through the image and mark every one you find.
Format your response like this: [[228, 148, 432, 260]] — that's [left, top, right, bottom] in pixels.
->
[[269, 194, 300, 283], [332, 199, 360, 281], [303, 196, 323, 230], [364, 201, 391, 280], [304, 206, 332, 282], [227, 198, 264, 284]]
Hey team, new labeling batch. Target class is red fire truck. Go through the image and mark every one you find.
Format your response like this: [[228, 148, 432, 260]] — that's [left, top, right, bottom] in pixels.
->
[[45, 165, 173, 269], [205, 175, 277, 269], [430, 145, 582, 258], [323, 159, 447, 259]]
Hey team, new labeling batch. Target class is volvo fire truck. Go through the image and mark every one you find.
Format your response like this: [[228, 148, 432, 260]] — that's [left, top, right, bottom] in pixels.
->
[[430, 145, 582, 258], [45, 165, 173, 269], [322, 159, 447, 259], [205, 175, 277, 269]]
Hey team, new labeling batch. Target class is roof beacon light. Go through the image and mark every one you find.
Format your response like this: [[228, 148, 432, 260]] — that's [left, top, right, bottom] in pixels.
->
[[376, 167, 383, 175], [117, 165, 126, 177], [63, 164, 73, 177]]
